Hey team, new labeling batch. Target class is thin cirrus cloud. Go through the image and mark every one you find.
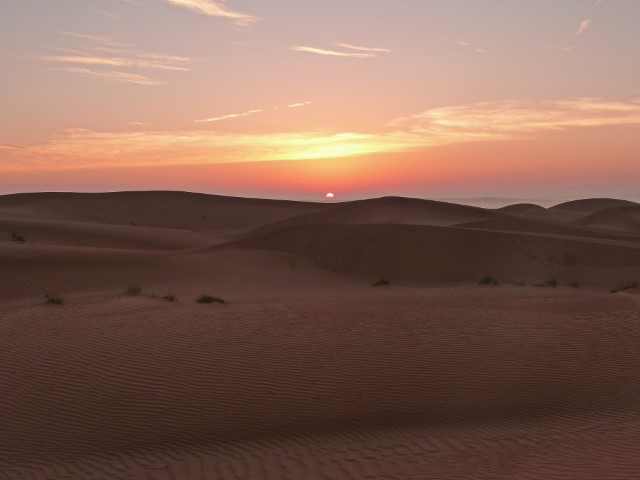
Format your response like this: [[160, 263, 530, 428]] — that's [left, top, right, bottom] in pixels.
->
[[36, 31, 195, 85], [290, 46, 374, 58], [389, 98, 640, 140], [196, 101, 312, 122], [576, 19, 592, 35], [336, 43, 392, 53], [291, 43, 392, 58], [59, 68, 161, 85], [195, 109, 263, 123], [288, 101, 313, 108], [160, 0, 257, 25], [3, 98, 639, 171]]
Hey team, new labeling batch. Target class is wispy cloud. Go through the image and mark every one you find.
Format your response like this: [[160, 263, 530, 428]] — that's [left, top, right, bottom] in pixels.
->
[[0, 142, 27, 150], [576, 18, 592, 35], [288, 101, 312, 108], [36, 32, 195, 85], [389, 98, 640, 139], [195, 109, 263, 123], [4, 98, 639, 171], [457, 40, 485, 54], [336, 43, 392, 53], [290, 46, 374, 58], [100, 11, 121, 20], [59, 68, 162, 85], [161, 0, 257, 25]]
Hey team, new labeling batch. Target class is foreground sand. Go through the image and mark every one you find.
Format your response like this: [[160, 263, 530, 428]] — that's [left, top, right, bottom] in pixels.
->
[[1, 192, 640, 479]]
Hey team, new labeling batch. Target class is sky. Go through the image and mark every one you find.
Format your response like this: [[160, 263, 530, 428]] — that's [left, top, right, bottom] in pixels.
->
[[1, 0, 639, 202]]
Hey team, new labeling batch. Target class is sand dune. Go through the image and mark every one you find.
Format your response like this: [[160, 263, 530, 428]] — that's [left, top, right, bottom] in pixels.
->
[[2, 191, 640, 479], [0, 191, 327, 233], [231, 222, 640, 286], [550, 197, 639, 214], [576, 205, 640, 234], [497, 202, 546, 214]]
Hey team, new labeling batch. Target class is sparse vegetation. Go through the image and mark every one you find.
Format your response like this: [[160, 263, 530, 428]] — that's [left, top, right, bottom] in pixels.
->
[[163, 293, 177, 302], [44, 293, 64, 305], [610, 281, 638, 294], [10, 231, 26, 243], [478, 275, 498, 285], [514, 281, 526, 287], [568, 280, 580, 288], [372, 278, 390, 287], [127, 285, 142, 296], [535, 278, 558, 288], [197, 294, 225, 304]]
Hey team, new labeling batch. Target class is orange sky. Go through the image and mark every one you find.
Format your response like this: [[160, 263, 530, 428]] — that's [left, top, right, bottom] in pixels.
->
[[1, 1, 639, 202]]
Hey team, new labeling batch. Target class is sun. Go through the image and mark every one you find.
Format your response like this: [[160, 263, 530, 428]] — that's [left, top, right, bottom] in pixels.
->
[[326, 192, 335, 199]]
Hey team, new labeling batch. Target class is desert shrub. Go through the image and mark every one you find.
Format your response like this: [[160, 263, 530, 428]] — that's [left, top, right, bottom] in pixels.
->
[[514, 281, 526, 287], [197, 295, 225, 304], [534, 278, 558, 288], [611, 281, 638, 294], [478, 275, 498, 285], [44, 293, 64, 305], [10, 231, 26, 243], [372, 278, 390, 287], [127, 285, 142, 296], [567, 280, 580, 288], [162, 293, 177, 302]]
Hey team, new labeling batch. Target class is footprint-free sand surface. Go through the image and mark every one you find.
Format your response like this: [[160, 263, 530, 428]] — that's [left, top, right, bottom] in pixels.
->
[[2, 192, 639, 479]]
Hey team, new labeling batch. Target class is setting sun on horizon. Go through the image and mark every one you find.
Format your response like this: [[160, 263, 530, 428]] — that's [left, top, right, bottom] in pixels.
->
[[1, 1, 639, 202]]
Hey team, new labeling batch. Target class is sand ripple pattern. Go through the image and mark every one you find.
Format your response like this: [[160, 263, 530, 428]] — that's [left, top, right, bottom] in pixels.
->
[[2, 289, 640, 479]]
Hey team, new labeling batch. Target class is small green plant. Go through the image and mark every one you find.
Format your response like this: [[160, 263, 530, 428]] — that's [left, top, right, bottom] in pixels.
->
[[478, 275, 498, 285], [127, 285, 142, 296], [197, 295, 225, 304], [163, 293, 177, 302], [372, 278, 390, 287], [44, 293, 64, 305], [611, 281, 638, 294]]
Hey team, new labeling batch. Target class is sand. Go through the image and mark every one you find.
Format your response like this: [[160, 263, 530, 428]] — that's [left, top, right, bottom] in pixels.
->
[[1, 192, 639, 479]]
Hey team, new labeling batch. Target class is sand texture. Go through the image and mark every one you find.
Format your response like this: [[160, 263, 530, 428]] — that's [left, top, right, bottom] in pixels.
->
[[1, 192, 640, 479]]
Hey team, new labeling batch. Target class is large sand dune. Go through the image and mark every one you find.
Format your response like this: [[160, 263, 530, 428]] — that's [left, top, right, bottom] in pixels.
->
[[1, 192, 639, 479]]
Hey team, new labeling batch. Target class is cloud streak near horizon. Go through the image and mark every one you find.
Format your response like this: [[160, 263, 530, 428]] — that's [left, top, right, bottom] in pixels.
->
[[3, 97, 639, 172]]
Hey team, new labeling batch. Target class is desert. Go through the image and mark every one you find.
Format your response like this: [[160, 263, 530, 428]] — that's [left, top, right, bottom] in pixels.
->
[[1, 191, 639, 479]]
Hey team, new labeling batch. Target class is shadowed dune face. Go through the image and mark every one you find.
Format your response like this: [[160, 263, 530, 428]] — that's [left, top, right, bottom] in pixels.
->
[[550, 198, 639, 214], [2, 192, 640, 479], [575, 206, 640, 234], [0, 191, 329, 233], [230, 222, 640, 285]]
